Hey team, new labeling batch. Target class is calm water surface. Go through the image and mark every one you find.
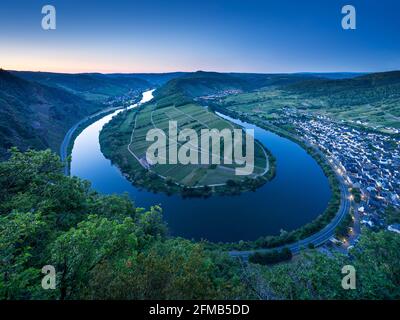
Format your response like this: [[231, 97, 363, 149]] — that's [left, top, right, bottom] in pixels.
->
[[71, 90, 331, 242]]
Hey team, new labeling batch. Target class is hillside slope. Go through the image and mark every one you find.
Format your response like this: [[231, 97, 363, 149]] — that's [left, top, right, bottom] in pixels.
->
[[104, 72, 186, 86], [286, 71, 400, 102], [11, 71, 151, 102], [215, 71, 400, 131], [155, 71, 321, 101], [284, 71, 400, 129], [0, 70, 102, 159], [155, 71, 248, 100]]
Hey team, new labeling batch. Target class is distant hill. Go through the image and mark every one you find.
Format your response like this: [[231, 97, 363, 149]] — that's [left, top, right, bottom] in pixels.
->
[[285, 71, 400, 105], [103, 72, 187, 86], [154, 71, 322, 103], [155, 71, 249, 99], [229, 72, 324, 88], [293, 72, 366, 80], [161, 70, 399, 131], [287, 71, 400, 91], [11, 71, 151, 102], [0, 70, 102, 159], [282, 71, 400, 129]]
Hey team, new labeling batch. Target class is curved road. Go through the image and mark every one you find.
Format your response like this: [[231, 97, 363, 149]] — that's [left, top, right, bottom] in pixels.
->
[[61, 97, 350, 254], [229, 132, 351, 258], [60, 106, 121, 175], [61, 90, 155, 175], [230, 175, 350, 258]]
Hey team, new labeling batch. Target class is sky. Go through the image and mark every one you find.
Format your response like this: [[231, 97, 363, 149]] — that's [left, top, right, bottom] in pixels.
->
[[0, 0, 399, 73]]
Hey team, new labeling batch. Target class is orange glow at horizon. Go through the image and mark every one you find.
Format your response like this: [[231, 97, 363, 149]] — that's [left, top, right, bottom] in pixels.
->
[[0, 47, 199, 74], [0, 60, 187, 74]]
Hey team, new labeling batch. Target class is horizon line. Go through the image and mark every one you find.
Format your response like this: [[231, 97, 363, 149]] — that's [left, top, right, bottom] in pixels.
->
[[4, 67, 395, 75]]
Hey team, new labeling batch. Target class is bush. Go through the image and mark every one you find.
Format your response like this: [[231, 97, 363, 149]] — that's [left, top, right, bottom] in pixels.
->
[[248, 248, 293, 265]]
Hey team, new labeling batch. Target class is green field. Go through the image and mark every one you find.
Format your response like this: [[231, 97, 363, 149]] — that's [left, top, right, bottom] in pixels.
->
[[216, 76, 400, 133], [111, 101, 269, 188]]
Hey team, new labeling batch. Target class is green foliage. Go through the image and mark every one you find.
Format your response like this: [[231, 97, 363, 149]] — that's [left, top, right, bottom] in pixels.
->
[[86, 239, 245, 300], [100, 98, 274, 197], [136, 205, 167, 239], [0, 148, 91, 229], [249, 248, 292, 265], [286, 71, 400, 109], [203, 107, 341, 251], [50, 215, 138, 299], [218, 71, 400, 131], [87, 193, 136, 222], [335, 210, 354, 239], [154, 71, 317, 101], [255, 250, 350, 299], [0, 212, 45, 299], [13, 71, 150, 102], [383, 206, 400, 225], [0, 70, 102, 159], [351, 230, 400, 299], [0, 149, 245, 300], [251, 230, 400, 300], [351, 188, 361, 203], [0, 149, 399, 300]]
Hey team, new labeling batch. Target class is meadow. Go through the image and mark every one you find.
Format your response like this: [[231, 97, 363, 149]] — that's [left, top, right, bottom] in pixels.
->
[[100, 101, 272, 195], [216, 72, 400, 133]]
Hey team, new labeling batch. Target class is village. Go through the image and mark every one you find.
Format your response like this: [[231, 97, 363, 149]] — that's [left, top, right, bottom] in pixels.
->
[[274, 108, 400, 237]]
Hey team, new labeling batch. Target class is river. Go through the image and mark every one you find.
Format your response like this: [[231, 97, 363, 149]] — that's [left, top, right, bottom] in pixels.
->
[[70, 90, 331, 242]]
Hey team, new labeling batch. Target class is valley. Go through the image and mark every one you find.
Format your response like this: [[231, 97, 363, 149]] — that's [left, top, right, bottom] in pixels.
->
[[1, 68, 399, 300], [101, 100, 271, 195]]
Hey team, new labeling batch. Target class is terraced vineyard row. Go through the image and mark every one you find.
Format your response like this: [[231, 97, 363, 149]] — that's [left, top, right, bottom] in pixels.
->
[[128, 102, 269, 187]]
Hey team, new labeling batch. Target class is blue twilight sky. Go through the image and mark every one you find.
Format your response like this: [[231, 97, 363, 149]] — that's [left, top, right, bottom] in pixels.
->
[[0, 0, 399, 73]]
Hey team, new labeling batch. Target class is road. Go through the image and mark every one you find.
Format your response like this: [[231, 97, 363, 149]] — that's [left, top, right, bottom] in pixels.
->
[[61, 98, 350, 254], [229, 130, 351, 258], [61, 90, 155, 175], [230, 175, 350, 258], [59, 106, 121, 175]]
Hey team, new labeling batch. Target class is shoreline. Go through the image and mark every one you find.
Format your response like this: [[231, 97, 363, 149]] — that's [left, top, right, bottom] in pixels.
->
[[65, 94, 345, 248], [100, 101, 276, 197], [209, 106, 350, 253]]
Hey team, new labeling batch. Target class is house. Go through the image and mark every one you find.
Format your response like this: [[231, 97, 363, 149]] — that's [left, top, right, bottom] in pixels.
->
[[361, 219, 374, 228], [387, 224, 400, 234]]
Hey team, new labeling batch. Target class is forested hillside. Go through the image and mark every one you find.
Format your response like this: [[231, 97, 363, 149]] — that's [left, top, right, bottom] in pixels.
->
[[0, 148, 399, 300], [286, 71, 400, 104], [0, 149, 247, 300], [155, 71, 320, 100], [154, 71, 249, 100], [104, 72, 187, 86], [283, 71, 400, 129], [0, 70, 102, 159], [12, 71, 151, 102], [215, 71, 400, 131]]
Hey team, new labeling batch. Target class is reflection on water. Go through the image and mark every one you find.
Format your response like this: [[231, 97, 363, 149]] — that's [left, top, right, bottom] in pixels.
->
[[71, 90, 331, 242]]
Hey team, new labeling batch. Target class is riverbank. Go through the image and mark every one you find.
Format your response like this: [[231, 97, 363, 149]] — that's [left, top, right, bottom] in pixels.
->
[[60, 94, 145, 175], [204, 106, 348, 252], [68, 93, 332, 243], [99, 100, 276, 197]]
